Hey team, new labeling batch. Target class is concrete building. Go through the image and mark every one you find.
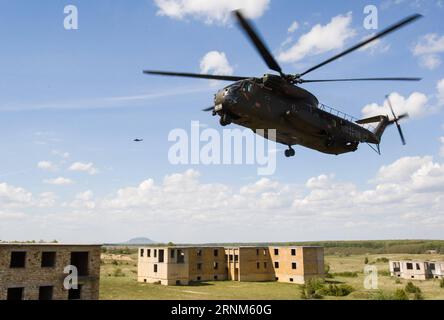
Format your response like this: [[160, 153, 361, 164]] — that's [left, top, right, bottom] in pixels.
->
[[389, 260, 444, 280], [0, 244, 101, 300], [138, 245, 324, 285], [137, 247, 227, 285]]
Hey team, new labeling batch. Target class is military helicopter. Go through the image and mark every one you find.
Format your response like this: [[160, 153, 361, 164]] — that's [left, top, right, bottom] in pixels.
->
[[144, 10, 422, 157]]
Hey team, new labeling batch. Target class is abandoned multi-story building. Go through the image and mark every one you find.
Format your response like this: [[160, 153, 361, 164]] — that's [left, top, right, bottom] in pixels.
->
[[0, 243, 101, 300], [389, 260, 444, 280], [138, 246, 324, 286]]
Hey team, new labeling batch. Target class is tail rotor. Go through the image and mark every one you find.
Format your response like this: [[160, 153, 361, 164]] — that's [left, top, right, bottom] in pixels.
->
[[386, 95, 409, 145]]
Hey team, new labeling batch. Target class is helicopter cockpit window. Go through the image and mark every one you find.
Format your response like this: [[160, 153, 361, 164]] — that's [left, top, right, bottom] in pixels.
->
[[243, 82, 253, 93]]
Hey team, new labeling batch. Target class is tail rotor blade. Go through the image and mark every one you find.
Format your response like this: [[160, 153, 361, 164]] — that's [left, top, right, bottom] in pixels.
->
[[386, 95, 397, 120], [386, 95, 408, 145], [397, 123, 406, 145], [397, 113, 409, 121], [203, 106, 214, 112]]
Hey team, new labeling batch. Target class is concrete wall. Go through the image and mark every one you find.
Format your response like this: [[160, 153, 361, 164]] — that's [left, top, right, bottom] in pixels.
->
[[430, 262, 444, 278], [269, 247, 324, 284], [138, 247, 190, 285], [188, 247, 227, 282], [0, 244, 101, 300], [237, 247, 275, 282]]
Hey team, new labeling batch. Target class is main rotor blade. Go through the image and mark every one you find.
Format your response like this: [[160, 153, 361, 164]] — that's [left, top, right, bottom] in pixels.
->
[[143, 70, 248, 82], [300, 77, 422, 83], [233, 10, 283, 75], [299, 14, 423, 77], [203, 106, 214, 112]]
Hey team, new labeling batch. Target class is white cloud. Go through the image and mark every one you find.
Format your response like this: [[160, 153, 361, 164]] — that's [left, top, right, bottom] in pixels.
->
[[52, 150, 70, 159], [200, 51, 234, 76], [278, 12, 356, 63], [413, 33, 444, 55], [0, 211, 26, 220], [154, 0, 270, 25], [419, 54, 441, 70], [3, 154, 444, 242], [361, 92, 429, 119], [0, 183, 33, 206], [440, 137, 444, 157], [280, 36, 293, 48], [375, 156, 433, 183], [413, 33, 444, 70], [69, 162, 99, 175], [437, 79, 444, 105], [0, 183, 58, 210], [39, 192, 57, 207], [37, 161, 57, 171], [362, 79, 444, 119], [287, 21, 299, 33], [67, 191, 96, 209], [240, 178, 280, 195], [44, 177, 74, 186]]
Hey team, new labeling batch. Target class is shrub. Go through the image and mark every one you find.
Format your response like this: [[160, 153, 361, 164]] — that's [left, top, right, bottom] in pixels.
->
[[364, 257, 369, 264], [405, 282, 421, 294], [371, 290, 391, 300], [319, 284, 355, 297], [113, 268, 125, 277], [440, 278, 444, 288], [324, 263, 332, 278], [332, 271, 358, 278], [300, 278, 324, 299], [373, 289, 409, 300], [395, 278, 401, 284], [323, 263, 334, 278], [393, 289, 409, 300], [111, 260, 119, 266], [413, 292, 424, 300], [376, 257, 389, 263]]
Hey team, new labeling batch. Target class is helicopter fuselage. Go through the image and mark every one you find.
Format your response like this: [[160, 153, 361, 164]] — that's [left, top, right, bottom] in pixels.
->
[[214, 76, 379, 155]]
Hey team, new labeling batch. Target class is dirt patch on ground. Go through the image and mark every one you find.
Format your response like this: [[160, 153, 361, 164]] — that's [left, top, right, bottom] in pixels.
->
[[102, 254, 133, 261]]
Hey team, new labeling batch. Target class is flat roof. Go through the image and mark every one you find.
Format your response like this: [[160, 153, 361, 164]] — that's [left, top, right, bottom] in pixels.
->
[[390, 259, 444, 263], [225, 246, 324, 249], [0, 243, 102, 247], [139, 245, 323, 249]]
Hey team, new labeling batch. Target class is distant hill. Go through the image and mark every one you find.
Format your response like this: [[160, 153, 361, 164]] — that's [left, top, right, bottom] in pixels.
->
[[125, 237, 156, 245]]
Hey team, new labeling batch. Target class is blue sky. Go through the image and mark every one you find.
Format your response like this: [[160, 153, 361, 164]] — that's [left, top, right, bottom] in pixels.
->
[[0, 0, 443, 243]]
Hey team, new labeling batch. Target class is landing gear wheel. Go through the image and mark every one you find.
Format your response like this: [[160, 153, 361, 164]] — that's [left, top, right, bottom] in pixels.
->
[[285, 147, 295, 158], [219, 114, 232, 127]]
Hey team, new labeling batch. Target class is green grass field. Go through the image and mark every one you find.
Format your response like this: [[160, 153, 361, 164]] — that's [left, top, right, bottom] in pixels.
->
[[99, 249, 444, 300]]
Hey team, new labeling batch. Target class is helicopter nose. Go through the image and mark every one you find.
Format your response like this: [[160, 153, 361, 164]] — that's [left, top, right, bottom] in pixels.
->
[[214, 90, 224, 106], [215, 89, 237, 109]]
